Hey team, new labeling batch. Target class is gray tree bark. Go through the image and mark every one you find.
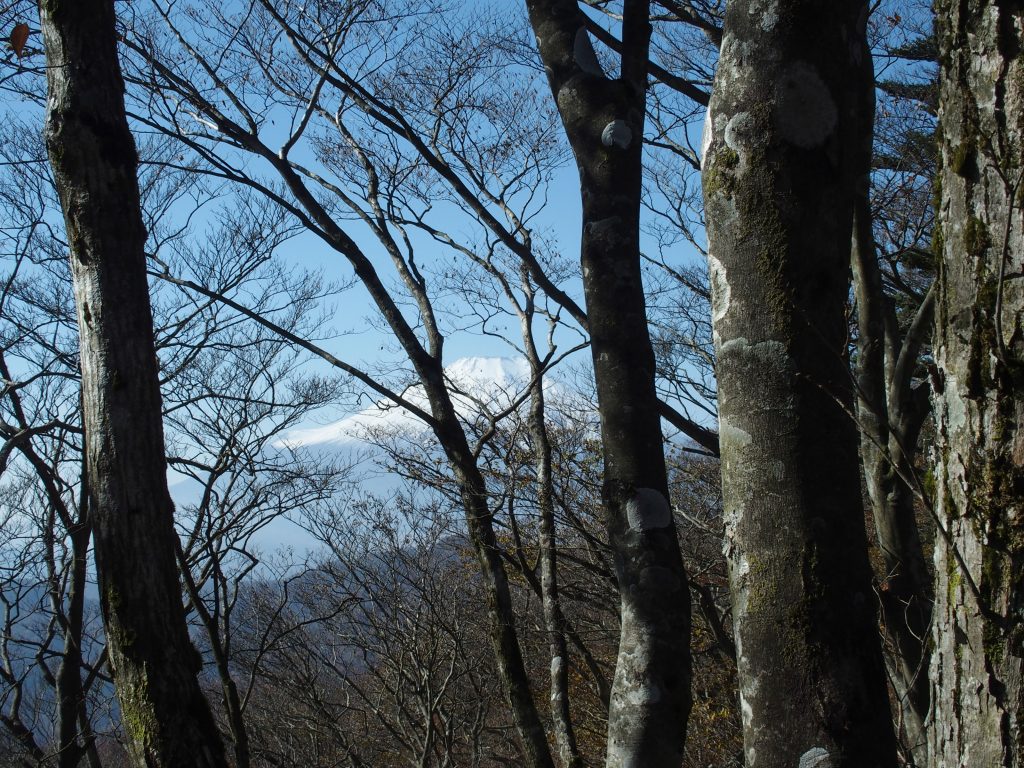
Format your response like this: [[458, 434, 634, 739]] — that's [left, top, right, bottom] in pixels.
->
[[38, 1, 227, 765], [525, 2, 693, 766], [702, 1, 899, 766], [930, 2, 1024, 765]]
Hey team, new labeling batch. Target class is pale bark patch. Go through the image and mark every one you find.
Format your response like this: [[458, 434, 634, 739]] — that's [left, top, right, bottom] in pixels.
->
[[700, 110, 714, 163], [774, 62, 837, 148], [798, 747, 832, 768], [724, 111, 759, 155], [707, 254, 730, 323], [625, 487, 671, 530], [573, 28, 604, 76], [749, 0, 779, 31], [601, 119, 632, 149]]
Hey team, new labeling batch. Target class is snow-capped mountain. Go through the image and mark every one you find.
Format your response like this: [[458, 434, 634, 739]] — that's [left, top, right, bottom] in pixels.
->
[[282, 356, 557, 448]]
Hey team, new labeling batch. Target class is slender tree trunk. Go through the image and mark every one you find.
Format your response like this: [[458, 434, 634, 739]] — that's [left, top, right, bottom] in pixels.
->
[[702, 2, 898, 765], [525, 2, 692, 765], [520, 295, 583, 768], [424, 358, 554, 768], [930, 2, 1024, 765], [56, 516, 92, 768], [38, 2, 227, 765], [852, 196, 933, 765]]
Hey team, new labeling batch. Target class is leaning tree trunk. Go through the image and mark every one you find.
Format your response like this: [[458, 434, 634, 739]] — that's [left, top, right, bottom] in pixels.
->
[[930, 2, 1024, 765], [702, 1, 898, 766], [525, 1, 692, 765], [39, 1, 228, 766]]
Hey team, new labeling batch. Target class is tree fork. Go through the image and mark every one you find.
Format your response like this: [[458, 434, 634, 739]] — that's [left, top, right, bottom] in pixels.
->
[[525, 1, 693, 765]]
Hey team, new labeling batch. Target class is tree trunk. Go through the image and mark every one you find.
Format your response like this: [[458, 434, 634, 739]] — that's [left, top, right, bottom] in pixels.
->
[[520, 295, 583, 768], [39, 1, 227, 765], [852, 195, 933, 765], [525, 2, 693, 765], [930, 2, 1024, 765], [702, 2, 898, 765]]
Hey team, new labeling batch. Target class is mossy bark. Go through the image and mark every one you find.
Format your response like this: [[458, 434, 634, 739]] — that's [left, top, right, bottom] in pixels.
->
[[702, 1, 898, 766], [525, 1, 692, 766], [38, 1, 227, 765], [930, 2, 1024, 765]]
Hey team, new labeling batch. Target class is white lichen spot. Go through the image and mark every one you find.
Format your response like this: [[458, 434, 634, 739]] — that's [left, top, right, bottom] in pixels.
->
[[550, 656, 564, 676], [718, 337, 789, 369], [700, 110, 714, 167], [625, 487, 671, 531], [774, 61, 837, 149], [799, 747, 833, 768], [739, 690, 754, 728], [556, 83, 583, 115], [707, 254, 730, 324], [601, 119, 632, 149], [749, 0, 780, 31], [736, 554, 751, 581], [573, 28, 604, 76]]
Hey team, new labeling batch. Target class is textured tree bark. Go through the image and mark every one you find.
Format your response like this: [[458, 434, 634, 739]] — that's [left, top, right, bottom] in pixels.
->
[[525, 1, 693, 765], [930, 2, 1024, 765], [702, 2, 898, 766], [38, 1, 228, 765]]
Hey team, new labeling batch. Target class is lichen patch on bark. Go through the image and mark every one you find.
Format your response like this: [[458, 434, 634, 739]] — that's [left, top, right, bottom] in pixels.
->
[[748, 0, 780, 32], [708, 254, 731, 323], [725, 111, 760, 155]]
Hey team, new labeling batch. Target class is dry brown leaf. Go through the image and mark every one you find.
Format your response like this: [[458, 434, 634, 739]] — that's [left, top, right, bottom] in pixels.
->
[[10, 23, 29, 59]]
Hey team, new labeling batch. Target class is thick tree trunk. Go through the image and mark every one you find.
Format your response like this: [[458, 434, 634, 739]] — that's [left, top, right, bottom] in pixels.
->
[[930, 3, 1024, 765], [525, 2, 692, 765], [38, 2, 227, 765], [702, 2, 898, 766]]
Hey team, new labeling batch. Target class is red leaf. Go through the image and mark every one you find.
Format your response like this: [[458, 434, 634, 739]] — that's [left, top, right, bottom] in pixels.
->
[[9, 22, 28, 59]]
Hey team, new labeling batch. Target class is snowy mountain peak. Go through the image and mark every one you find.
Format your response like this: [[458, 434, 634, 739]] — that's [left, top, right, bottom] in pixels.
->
[[282, 356, 546, 448], [444, 356, 531, 391]]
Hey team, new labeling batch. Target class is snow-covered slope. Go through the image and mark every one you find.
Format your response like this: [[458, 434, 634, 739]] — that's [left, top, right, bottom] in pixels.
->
[[282, 356, 550, 448]]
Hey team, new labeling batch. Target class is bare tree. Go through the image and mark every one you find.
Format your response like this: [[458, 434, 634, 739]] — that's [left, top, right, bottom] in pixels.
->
[[115, 3, 594, 764], [38, 1, 226, 763], [524, 2, 693, 764]]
